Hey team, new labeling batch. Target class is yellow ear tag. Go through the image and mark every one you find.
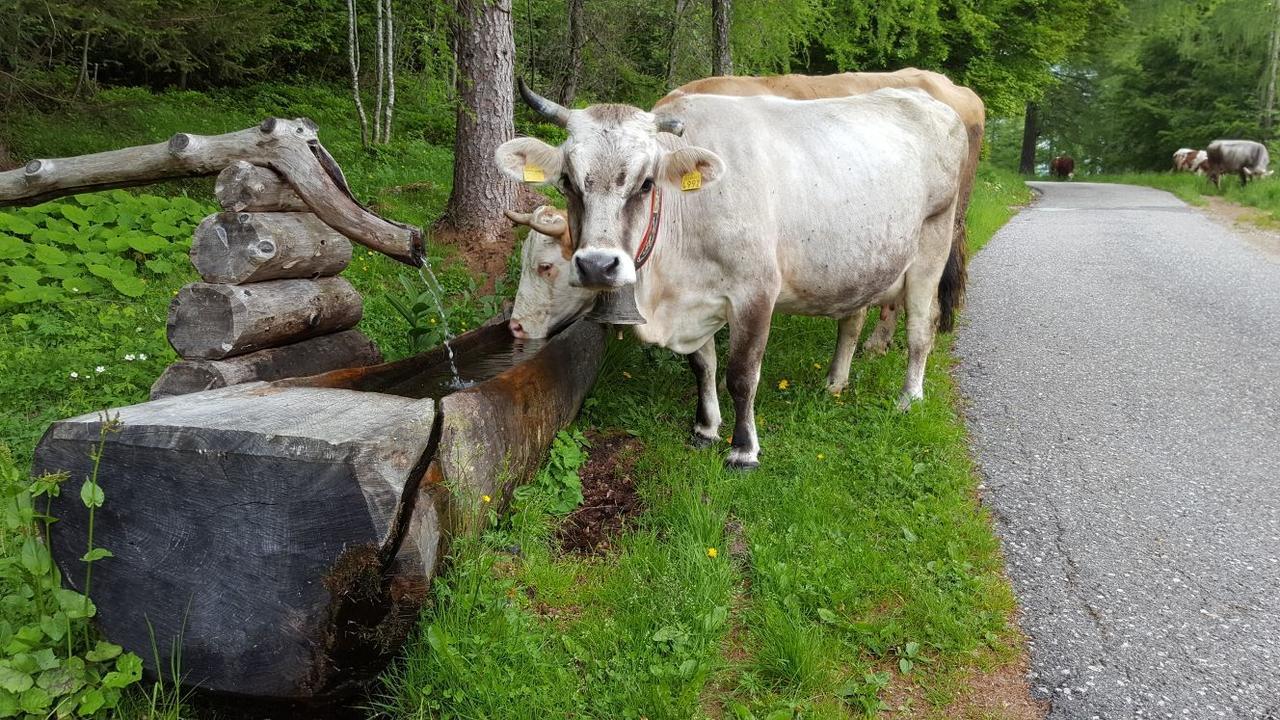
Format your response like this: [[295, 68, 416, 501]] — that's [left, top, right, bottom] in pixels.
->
[[522, 164, 545, 183], [680, 170, 703, 191]]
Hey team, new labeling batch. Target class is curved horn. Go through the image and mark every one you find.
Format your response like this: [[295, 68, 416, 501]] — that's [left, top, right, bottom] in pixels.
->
[[655, 117, 684, 136], [505, 207, 568, 237], [518, 78, 570, 127]]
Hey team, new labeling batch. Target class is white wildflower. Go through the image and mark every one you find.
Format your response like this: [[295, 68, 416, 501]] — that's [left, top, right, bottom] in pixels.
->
[[70, 372, 79, 379], [95, 366, 105, 373], [138, 353, 148, 360], [124, 354, 136, 361]]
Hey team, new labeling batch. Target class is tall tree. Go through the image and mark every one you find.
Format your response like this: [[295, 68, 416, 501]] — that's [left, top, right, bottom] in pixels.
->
[[712, 0, 732, 76], [1019, 102, 1039, 175], [347, 0, 370, 147], [435, 0, 524, 282], [559, 0, 584, 105]]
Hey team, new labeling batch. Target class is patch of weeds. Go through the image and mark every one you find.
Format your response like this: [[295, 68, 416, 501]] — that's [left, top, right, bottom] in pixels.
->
[[513, 429, 589, 516]]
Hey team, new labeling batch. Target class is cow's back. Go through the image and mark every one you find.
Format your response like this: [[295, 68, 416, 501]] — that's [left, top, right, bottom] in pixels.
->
[[656, 89, 967, 315], [1208, 139, 1270, 172]]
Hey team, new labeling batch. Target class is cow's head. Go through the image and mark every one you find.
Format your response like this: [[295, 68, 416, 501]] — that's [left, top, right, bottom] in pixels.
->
[[495, 81, 725, 290], [504, 206, 594, 338]]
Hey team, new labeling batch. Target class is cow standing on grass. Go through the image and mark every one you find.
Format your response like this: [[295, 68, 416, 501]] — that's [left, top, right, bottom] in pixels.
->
[[1050, 155, 1075, 179], [1204, 140, 1272, 188], [505, 68, 986, 381], [497, 85, 968, 469]]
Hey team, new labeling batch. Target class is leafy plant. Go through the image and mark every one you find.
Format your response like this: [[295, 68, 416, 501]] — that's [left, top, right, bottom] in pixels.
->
[[0, 192, 206, 310], [0, 420, 144, 718], [513, 429, 589, 515], [387, 272, 510, 353]]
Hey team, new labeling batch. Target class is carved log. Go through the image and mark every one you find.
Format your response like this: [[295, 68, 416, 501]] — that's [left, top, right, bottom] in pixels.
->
[[32, 317, 605, 699], [149, 329, 382, 399], [167, 277, 363, 360], [215, 160, 308, 212], [0, 118, 422, 265], [191, 211, 352, 284]]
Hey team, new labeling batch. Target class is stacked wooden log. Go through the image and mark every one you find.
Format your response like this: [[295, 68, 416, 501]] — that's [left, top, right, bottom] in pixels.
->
[[150, 161, 382, 398]]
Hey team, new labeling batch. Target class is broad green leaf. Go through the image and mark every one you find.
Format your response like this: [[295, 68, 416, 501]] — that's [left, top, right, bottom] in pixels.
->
[[59, 205, 90, 227], [143, 258, 174, 275], [0, 688, 17, 716], [37, 614, 66, 643], [77, 688, 105, 715], [35, 666, 81, 697], [86, 264, 121, 281], [109, 275, 146, 298], [52, 589, 92, 618], [126, 234, 166, 254], [31, 650, 57, 672], [62, 277, 103, 295], [0, 235, 27, 259], [80, 481, 104, 509], [114, 654, 141, 679], [0, 667, 32, 694], [5, 266, 42, 288], [30, 228, 72, 246], [17, 685, 50, 714], [150, 222, 181, 238], [40, 264, 75, 280], [0, 214, 37, 235], [816, 607, 838, 624], [91, 204, 117, 224], [32, 244, 68, 265], [19, 539, 50, 576], [83, 642, 121, 663], [72, 193, 104, 206]]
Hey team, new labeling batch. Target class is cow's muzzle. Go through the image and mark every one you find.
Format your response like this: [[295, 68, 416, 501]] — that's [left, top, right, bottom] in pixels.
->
[[572, 249, 634, 289]]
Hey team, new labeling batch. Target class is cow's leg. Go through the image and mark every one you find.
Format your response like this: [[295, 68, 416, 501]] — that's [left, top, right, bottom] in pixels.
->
[[725, 299, 773, 470], [825, 308, 866, 394], [862, 302, 899, 355], [898, 208, 956, 412], [687, 338, 722, 448]]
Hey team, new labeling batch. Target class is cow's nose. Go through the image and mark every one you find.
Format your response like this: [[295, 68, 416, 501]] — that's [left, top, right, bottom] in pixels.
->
[[574, 253, 620, 287], [508, 319, 526, 338]]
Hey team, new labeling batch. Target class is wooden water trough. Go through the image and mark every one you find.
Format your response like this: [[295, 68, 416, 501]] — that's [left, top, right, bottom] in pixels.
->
[[31, 317, 604, 700]]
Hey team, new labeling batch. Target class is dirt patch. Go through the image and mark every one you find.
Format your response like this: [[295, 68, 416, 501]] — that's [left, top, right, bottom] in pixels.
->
[[939, 636, 1047, 720], [1200, 196, 1280, 262], [556, 431, 645, 555]]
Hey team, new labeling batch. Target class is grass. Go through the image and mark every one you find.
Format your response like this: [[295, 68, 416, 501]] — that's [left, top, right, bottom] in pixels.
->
[[374, 165, 1033, 719], [1086, 171, 1280, 222], [1, 84, 1034, 718]]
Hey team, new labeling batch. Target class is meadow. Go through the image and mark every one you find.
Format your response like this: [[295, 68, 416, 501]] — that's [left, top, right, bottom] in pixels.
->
[[0, 84, 1031, 718]]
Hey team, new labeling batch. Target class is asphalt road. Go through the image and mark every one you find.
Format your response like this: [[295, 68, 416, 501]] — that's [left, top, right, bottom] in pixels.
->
[[955, 182, 1280, 719]]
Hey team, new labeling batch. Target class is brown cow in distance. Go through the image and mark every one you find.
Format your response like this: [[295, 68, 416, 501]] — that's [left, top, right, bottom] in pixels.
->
[[1050, 155, 1075, 179]]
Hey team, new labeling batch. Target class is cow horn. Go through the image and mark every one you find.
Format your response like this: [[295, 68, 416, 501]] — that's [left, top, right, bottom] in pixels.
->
[[518, 78, 570, 127], [505, 207, 567, 237], [655, 117, 684, 136]]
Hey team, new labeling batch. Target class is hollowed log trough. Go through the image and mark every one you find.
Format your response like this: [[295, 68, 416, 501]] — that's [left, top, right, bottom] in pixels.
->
[[31, 318, 604, 700]]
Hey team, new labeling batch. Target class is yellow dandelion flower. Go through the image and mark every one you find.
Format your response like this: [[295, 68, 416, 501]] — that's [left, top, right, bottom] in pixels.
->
[[706, 547, 718, 558], [482, 494, 492, 503], [817, 453, 825, 460], [813, 363, 822, 369], [777, 379, 790, 390]]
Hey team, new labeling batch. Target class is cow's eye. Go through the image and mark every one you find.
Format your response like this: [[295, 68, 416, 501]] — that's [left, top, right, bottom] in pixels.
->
[[537, 262, 554, 276], [640, 178, 654, 193]]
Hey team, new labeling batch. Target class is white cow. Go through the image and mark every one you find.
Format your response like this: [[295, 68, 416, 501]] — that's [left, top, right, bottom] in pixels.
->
[[496, 85, 967, 468]]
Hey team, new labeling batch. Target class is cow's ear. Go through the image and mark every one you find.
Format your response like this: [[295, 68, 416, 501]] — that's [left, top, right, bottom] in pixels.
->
[[495, 137, 563, 185], [657, 147, 725, 190]]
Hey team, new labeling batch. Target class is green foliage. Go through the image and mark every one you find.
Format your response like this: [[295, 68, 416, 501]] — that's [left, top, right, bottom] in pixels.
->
[[513, 429, 589, 515], [0, 438, 144, 719], [0, 193, 206, 310]]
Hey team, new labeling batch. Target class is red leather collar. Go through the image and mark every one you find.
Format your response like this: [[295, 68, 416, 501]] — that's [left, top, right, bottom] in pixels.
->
[[633, 186, 662, 271]]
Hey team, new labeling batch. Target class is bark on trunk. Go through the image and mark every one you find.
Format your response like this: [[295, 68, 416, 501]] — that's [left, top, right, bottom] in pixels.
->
[[559, 0, 583, 105], [383, 0, 396, 142], [347, 0, 370, 147], [74, 32, 90, 97], [215, 161, 308, 212], [1019, 102, 1039, 176], [712, 0, 732, 77], [1262, 2, 1280, 137], [150, 329, 382, 398], [167, 278, 364, 360], [436, 0, 521, 281], [374, 0, 385, 144], [191, 212, 352, 284], [666, 0, 691, 87]]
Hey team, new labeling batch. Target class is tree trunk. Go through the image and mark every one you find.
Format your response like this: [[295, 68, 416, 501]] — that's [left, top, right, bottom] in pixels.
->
[[347, 0, 370, 147], [191, 212, 352, 284], [74, 31, 90, 97], [215, 160, 309, 212], [436, 0, 521, 283], [150, 329, 382, 399], [167, 278, 364, 359], [383, 0, 396, 142], [374, 0, 385, 144], [1019, 101, 1039, 175], [1262, 1, 1280, 137], [712, 0, 732, 76], [559, 0, 583, 105], [666, 0, 691, 87]]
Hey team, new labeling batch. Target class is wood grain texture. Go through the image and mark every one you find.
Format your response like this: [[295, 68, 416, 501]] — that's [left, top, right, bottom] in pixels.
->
[[32, 384, 438, 699], [167, 277, 363, 360], [149, 329, 381, 399], [214, 160, 308, 212], [0, 119, 423, 264], [191, 211, 352, 284]]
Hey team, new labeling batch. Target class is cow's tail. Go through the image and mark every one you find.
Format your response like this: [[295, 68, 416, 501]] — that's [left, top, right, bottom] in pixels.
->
[[937, 222, 967, 334]]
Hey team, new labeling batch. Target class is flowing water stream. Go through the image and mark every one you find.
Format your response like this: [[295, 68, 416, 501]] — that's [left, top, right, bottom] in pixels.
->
[[416, 261, 468, 389]]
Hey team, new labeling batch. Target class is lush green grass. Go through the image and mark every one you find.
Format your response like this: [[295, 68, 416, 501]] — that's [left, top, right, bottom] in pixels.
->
[[374, 171, 1033, 719], [1, 83, 1034, 717], [1090, 171, 1280, 221]]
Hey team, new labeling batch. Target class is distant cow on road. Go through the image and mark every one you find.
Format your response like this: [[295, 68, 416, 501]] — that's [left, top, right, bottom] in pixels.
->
[[1050, 155, 1075, 179], [1204, 140, 1271, 188]]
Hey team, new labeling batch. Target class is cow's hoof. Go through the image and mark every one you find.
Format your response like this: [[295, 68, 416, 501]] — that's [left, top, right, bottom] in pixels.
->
[[724, 448, 760, 470], [689, 431, 719, 449], [825, 381, 847, 395], [896, 393, 920, 412]]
